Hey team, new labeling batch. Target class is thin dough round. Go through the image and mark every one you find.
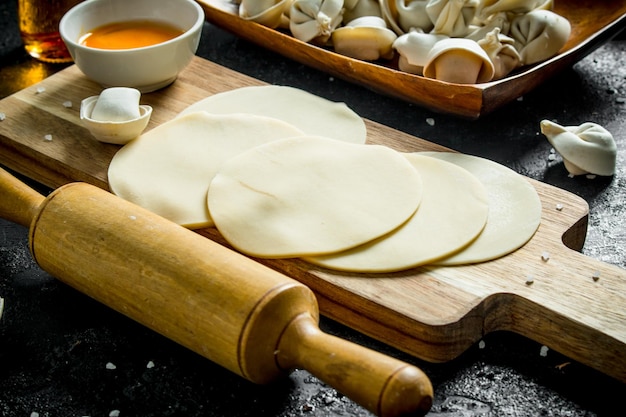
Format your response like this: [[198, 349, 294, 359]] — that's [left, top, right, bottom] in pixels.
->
[[208, 136, 423, 258], [305, 154, 489, 272], [108, 112, 305, 228], [420, 151, 542, 265], [179, 85, 367, 144]]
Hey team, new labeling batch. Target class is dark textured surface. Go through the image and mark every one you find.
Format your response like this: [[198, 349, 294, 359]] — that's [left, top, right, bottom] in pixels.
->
[[1, 1, 625, 416]]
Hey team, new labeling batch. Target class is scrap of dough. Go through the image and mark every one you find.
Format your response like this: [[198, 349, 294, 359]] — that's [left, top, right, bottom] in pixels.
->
[[91, 87, 141, 121], [179, 85, 367, 144], [421, 151, 542, 265], [108, 112, 305, 228], [305, 154, 489, 272], [208, 136, 423, 258]]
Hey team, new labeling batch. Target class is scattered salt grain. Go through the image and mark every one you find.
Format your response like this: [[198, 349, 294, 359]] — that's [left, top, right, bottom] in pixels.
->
[[30, 412, 39, 417], [329, 76, 334, 82], [586, 174, 597, 179], [43, 134, 53, 141], [146, 360, 155, 369], [63, 100, 73, 108], [541, 251, 550, 262], [555, 203, 563, 211], [106, 362, 117, 370], [525, 275, 535, 285], [109, 410, 120, 417], [129, 215, 137, 221], [426, 117, 435, 126], [517, 96, 524, 101], [592, 271, 601, 282], [540, 345, 549, 357], [0, 112, 5, 121], [478, 340, 486, 349], [36, 86, 46, 94], [548, 149, 556, 161]]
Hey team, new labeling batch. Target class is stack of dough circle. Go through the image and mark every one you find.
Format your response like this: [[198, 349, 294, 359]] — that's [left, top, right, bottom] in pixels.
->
[[420, 152, 542, 265], [107, 84, 543, 271], [108, 112, 305, 228], [305, 154, 490, 272], [179, 85, 367, 144], [207, 136, 424, 258]]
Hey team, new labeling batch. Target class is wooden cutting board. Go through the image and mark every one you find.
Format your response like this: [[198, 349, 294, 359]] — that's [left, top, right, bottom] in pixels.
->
[[1, 57, 624, 383]]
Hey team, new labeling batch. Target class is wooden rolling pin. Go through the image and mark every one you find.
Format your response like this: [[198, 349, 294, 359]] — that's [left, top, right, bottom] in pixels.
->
[[0, 167, 433, 417]]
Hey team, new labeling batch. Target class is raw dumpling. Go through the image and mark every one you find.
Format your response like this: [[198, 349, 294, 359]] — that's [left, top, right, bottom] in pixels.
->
[[540, 120, 617, 176], [239, 0, 290, 28], [509, 9, 570, 65], [476, 0, 553, 20], [427, 0, 479, 38], [477, 28, 521, 79], [289, 0, 344, 43], [384, 0, 434, 34]]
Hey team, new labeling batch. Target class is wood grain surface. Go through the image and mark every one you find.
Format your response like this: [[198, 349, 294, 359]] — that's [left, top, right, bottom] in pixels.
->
[[199, 0, 626, 118], [0, 58, 624, 383]]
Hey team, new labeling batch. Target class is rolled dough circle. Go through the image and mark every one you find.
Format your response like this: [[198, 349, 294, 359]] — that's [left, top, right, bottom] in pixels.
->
[[108, 112, 305, 228], [208, 136, 424, 258], [421, 151, 542, 265], [179, 85, 367, 144], [305, 153, 490, 272]]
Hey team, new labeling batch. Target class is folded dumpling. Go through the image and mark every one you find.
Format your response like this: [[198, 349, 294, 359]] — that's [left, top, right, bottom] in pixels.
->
[[426, 0, 479, 38], [477, 27, 521, 79], [540, 120, 617, 177], [240, 0, 291, 28], [509, 9, 570, 64], [477, 0, 553, 20], [290, 0, 344, 43]]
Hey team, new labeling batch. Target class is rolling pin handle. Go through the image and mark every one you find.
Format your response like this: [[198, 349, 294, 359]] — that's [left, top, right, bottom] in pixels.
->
[[276, 313, 433, 417], [0, 167, 45, 228]]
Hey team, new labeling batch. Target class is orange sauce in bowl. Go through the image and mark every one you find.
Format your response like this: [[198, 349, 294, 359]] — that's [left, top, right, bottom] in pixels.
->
[[79, 20, 184, 49]]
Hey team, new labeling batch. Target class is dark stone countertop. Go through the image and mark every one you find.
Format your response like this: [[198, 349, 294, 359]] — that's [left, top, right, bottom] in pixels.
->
[[1, 1, 625, 416]]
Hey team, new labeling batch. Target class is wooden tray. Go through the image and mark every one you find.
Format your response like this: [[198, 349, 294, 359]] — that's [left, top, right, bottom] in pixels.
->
[[0, 58, 625, 383], [198, 0, 626, 119]]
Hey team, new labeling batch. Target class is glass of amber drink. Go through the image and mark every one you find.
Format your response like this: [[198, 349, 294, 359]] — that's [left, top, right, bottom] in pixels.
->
[[18, 0, 82, 63]]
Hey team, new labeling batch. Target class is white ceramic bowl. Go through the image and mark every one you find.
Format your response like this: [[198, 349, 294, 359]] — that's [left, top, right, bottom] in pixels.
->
[[60, 0, 204, 92]]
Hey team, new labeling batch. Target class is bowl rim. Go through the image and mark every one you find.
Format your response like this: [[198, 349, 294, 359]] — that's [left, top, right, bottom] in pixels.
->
[[60, 0, 205, 53]]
